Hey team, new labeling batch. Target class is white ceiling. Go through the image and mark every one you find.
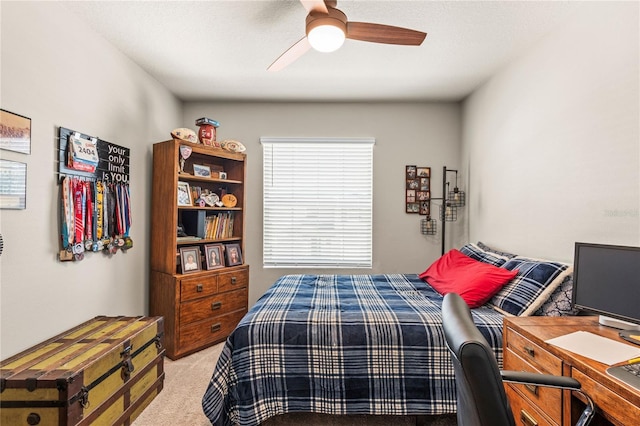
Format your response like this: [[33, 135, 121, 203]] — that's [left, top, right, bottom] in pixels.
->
[[62, 0, 585, 102]]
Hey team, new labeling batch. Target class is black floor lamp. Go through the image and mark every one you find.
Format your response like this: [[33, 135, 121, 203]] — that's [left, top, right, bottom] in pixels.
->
[[420, 166, 466, 255]]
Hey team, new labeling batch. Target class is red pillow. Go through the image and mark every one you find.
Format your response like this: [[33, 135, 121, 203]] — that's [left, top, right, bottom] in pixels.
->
[[419, 249, 518, 308]]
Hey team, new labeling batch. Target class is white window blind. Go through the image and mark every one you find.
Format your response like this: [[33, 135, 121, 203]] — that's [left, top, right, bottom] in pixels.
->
[[261, 137, 374, 268]]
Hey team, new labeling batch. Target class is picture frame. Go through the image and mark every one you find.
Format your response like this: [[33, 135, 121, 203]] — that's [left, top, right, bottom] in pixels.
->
[[419, 201, 430, 216], [225, 243, 243, 266], [406, 203, 420, 214], [0, 160, 27, 209], [0, 109, 31, 154], [417, 167, 430, 178], [405, 165, 416, 179], [406, 189, 416, 203], [177, 181, 192, 206], [193, 164, 211, 178], [180, 246, 201, 273], [204, 244, 225, 269], [406, 165, 430, 215]]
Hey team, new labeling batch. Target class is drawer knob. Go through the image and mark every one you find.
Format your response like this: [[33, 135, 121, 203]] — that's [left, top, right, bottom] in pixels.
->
[[211, 323, 221, 333], [27, 413, 41, 425], [211, 301, 222, 311], [520, 409, 538, 426], [231, 276, 237, 284], [196, 284, 203, 292], [524, 346, 535, 357]]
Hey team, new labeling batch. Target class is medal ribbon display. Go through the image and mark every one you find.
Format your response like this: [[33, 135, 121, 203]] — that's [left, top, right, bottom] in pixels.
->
[[58, 178, 132, 261]]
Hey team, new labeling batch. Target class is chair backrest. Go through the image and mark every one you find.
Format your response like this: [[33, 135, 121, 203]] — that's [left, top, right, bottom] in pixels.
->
[[442, 293, 515, 426]]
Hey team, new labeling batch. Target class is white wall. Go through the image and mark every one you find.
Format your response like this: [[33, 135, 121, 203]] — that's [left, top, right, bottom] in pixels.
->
[[183, 102, 462, 305], [462, 2, 639, 262], [0, 2, 182, 358]]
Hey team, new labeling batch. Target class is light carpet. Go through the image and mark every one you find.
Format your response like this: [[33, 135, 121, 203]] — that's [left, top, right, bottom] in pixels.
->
[[132, 343, 456, 426]]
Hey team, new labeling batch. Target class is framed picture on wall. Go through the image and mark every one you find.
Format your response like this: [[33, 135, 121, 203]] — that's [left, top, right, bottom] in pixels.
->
[[406, 165, 430, 214], [0, 109, 31, 155]]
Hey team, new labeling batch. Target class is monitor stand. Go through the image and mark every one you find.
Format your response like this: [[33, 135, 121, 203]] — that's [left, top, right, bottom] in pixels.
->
[[599, 315, 640, 331]]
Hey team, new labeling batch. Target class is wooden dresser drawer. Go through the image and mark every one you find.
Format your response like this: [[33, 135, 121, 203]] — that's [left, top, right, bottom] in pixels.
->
[[571, 368, 640, 426], [180, 274, 218, 302], [506, 327, 562, 375], [180, 288, 248, 324], [179, 309, 247, 352], [218, 268, 248, 293], [504, 347, 562, 424], [506, 385, 556, 426]]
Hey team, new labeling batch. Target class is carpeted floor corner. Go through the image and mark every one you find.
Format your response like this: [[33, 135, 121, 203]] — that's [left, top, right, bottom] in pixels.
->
[[132, 343, 456, 426]]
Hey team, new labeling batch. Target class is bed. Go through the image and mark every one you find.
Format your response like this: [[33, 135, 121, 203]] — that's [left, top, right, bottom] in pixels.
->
[[202, 244, 573, 426]]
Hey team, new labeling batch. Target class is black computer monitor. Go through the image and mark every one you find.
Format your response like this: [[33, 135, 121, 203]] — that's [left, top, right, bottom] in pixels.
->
[[572, 242, 640, 330]]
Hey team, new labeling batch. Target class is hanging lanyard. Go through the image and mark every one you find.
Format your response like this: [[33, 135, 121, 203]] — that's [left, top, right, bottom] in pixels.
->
[[61, 177, 74, 250], [73, 179, 85, 259], [85, 181, 93, 250]]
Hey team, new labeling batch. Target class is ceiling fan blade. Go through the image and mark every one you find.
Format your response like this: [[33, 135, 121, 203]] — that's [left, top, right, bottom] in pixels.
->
[[268, 36, 312, 72], [346, 22, 426, 46], [299, 0, 328, 14]]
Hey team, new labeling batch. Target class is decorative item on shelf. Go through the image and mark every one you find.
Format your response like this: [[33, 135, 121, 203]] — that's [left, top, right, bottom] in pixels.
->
[[177, 181, 192, 206], [225, 243, 243, 266], [204, 244, 225, 270], [179, 145, 192, 174], [221, 193, 237, 208], [220, 139, 246, 153], [202, 192, 219, 207], [218, 171, 227, 180], [420, 217, 437, 235], [179, 246, 201, 273], [193, 164, 211, 177], [171, 128, 198, 144], [195, 117, 220, 148]]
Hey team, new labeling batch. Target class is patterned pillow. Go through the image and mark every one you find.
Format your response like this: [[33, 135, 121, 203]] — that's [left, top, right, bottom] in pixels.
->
[[476, 241, 518, 259], [489, 256, 573, 316], [459, 243, 510, 267], [534, 274, 579, 317]]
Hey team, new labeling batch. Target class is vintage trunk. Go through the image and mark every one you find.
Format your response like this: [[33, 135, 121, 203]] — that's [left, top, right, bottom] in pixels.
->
[[0, 316, 165, 426]]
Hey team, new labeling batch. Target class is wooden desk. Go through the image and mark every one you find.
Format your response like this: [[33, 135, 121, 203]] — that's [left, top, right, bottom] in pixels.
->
[[503, 316, 640, 426]]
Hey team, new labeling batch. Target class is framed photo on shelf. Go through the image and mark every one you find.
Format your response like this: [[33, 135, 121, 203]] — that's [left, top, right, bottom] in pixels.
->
[[225, 243, 243, 266], [180, 246, 201, 273], [177, 181, 192, 206], [204, 244, 225, 269], [0, 109, 31, 154], [193, 164, 211, 178]]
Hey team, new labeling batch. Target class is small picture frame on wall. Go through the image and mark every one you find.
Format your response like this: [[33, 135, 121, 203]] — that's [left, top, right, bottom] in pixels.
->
[[225, 243, 243, 266], [420, 201, 430, 216], [204, 244, 225, 269], [406, 165, 416, 179], [417, 167, 430, 177], [180, 246, 201, 273], [0, 109, 31, 155], [406, 203, 420, 214], [177, 181, 192, 206]]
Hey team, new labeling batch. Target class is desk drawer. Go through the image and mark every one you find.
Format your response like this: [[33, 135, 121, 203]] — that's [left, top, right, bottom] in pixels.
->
[[506, 385, 556, 426], [506, 327, 562, 375], [504, 348, 562, 424], [180, 275, 218, 301], [572, 368, 640, 426]]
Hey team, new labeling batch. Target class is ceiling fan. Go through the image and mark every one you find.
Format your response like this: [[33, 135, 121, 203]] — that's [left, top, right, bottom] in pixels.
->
[[268, 0, 427, 71]]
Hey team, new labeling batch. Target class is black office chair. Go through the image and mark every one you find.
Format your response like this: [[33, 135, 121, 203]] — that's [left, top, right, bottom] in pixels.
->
[[442, 293, 595, 426]]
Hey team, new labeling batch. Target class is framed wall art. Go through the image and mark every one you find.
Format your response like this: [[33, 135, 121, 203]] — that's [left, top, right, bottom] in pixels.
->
[[0, 109, 31, 154], [406, 165, 430, 214], [0, 160, 27, 209]]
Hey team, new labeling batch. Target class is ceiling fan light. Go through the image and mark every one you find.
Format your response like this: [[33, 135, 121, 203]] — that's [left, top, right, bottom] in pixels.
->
[[308, 24, 345, 52]]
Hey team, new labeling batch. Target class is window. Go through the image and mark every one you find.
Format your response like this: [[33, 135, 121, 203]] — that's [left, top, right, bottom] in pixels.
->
[[261, 137, 374, 268]]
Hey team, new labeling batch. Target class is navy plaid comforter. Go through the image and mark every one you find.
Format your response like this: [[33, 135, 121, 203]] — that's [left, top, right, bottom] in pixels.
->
[[202, 274, 504, 426]]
